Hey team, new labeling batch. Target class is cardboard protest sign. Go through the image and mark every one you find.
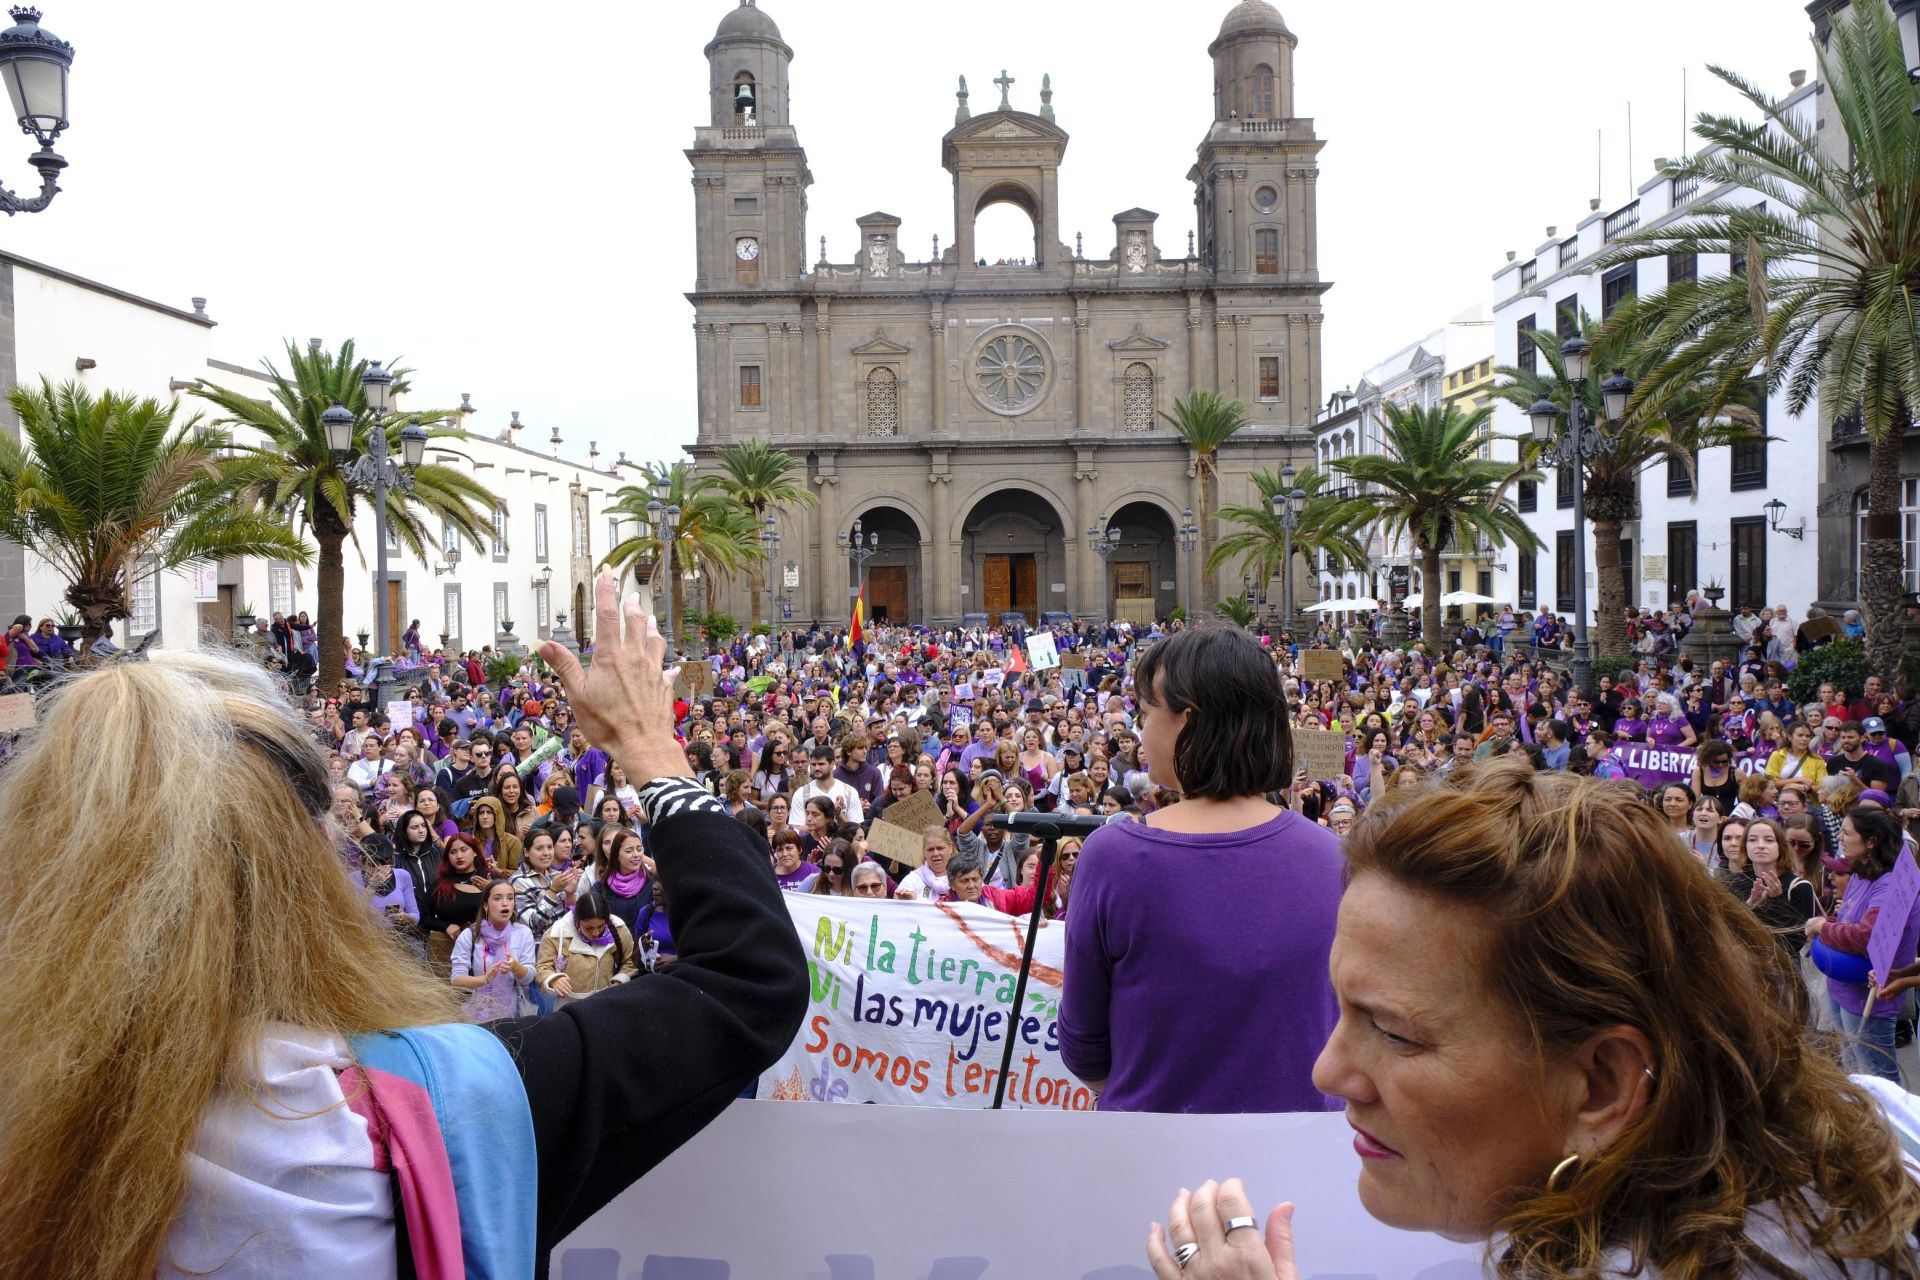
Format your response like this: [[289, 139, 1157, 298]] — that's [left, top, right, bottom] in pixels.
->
[[0, 693, 35, 733], [982, 667, 1004, 686], [385, 699, 415, 731], [1293, 727, 1348, 781], [1025, 632, 1060, 672], [1299, 650, 1344, 683], [1060, 651, 1087, 670], [679, 661, 711, 696], [865, 789, 942, 868]]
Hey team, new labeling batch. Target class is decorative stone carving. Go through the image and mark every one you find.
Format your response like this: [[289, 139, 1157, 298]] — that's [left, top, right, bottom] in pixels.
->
[[976, 333, 1046, 413], [1124, 229, 1149, 273], [867, 234, 891, 278]]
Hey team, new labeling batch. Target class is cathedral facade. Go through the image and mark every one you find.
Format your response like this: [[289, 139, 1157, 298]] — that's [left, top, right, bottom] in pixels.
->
[[687, 0, 1326, 628]]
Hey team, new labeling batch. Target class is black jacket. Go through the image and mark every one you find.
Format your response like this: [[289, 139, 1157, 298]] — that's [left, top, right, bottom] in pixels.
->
[[490, 800, 807, 1274]]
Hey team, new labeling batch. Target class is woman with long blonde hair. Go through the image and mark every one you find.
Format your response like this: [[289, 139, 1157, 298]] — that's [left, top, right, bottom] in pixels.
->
[[0, 579, 807, 1280]]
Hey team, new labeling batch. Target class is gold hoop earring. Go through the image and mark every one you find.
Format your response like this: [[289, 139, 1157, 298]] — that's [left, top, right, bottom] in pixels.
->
[[1546, 1152, 1582, 1193]]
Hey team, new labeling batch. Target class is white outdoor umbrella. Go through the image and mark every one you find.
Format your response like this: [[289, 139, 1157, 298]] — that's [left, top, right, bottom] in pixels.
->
[[1399, 593, 1423, 609], [1441, 590, 1503, 607], [1303, 597, 1379, 613]]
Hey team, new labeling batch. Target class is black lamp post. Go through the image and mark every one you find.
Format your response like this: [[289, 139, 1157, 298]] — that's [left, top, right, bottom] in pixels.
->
[[0, 6, 72, 216], [646, 475, 682, 660], [1527, 338, 1631, 698], [760, 515, 780, 628], [838, 519, 879, 606], [1269, 463, 1307, 636], [1088, 514, 1122, 622], [323, 363, 427, 661], [1177, 506, 1198, 621]]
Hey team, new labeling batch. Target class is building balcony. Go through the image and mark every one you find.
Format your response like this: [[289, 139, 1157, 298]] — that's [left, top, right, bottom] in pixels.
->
[[1830, 409, 1920, 447], [1603, 201, 1641, 241]]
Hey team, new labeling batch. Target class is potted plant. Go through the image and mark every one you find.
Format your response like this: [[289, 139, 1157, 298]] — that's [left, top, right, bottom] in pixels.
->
[[1702, 579, 1726, 607], [356, 628, 370, 650], [500, 618, 516, 635], [55, 610, 82, 645], [234, 602, 257, 628]]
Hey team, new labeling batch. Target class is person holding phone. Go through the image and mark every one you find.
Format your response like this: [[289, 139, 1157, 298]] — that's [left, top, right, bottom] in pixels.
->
[[363, 846, 418, 931], [1725, 818, 1818, 960]]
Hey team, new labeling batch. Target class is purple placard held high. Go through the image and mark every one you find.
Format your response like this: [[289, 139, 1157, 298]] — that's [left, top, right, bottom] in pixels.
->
[[1868, 847, 1920, 990]]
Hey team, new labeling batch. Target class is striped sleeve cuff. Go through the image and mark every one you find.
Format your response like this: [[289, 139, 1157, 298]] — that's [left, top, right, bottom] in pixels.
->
[[636, 776, 724, 825]]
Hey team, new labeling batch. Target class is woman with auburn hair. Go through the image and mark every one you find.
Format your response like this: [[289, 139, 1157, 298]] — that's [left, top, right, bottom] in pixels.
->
[[1148, 759, 1919, 1280], [466, 792, 524, 873], [0, 581, 806, 1280]]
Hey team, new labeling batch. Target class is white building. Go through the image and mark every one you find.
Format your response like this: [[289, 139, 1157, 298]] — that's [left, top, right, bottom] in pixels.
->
[[1489, 74, 1820, 622], [1313, 304, 1494, 614], [0, 249, 653, 657]]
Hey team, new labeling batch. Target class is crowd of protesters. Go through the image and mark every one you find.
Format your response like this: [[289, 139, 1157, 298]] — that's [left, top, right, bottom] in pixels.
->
[[296, 583, 1920, 1081]]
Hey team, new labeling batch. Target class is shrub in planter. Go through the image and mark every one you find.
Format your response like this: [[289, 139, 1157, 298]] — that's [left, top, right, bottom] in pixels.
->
[[1785, 640, 1867, 705]]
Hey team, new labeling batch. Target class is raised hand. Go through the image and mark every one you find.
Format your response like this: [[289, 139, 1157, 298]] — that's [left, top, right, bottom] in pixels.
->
[[539, 573, 689, 789]]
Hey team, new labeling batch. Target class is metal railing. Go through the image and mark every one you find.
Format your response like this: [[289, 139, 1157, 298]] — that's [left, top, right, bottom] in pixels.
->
[[1603, 201, 1641, 241], [1671, 172, 1700, 206], [1520, 259, 1538, 288]]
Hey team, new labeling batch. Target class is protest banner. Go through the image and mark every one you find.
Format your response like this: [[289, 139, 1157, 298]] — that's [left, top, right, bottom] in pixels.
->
[[1061, 650, 1087, 670], [557, 1098, 1477, 1278], [1025, 631, 1060, 672], [982, 666, 1004, 686], [1293, 726, 1347, 781], [677, 660, 710, 697], [757, 896, 1079, 1109], [1613, 743, 1762, 791], [385, 699, 414, 731], [864, 789, 941, 868], [1869, 847, 1920, 990], [1299, 650, 1345, 683], [0, 693, 35, 733], [948, 703, 972, 732]]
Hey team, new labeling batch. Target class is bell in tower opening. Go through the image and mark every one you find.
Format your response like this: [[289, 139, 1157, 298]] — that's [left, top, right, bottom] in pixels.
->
[[734, 73, 757, 125]]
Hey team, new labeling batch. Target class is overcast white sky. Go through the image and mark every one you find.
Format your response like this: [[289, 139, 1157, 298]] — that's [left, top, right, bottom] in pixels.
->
[[3, 0, 1815, 463]]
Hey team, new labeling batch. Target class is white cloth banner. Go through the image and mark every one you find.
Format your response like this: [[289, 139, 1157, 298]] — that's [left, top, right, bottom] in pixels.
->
[[757, 896, 1085, 1110], [556, 1099, 1478, 1277]]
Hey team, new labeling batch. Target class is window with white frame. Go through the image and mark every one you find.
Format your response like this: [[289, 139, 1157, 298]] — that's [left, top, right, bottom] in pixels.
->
[[534, 504, 548, 560], [443, 584, 461, 641], [269, 563, 294, 617], [491, 507, 508, 558], [574, 506, 589, 557], [385, 521, 399, 553], [535, 583, 551, 629], [443, 522, 460, 557], [1855, 479, 1920, 596], [493, 583, 510, 631], [609, 518, 622, 553], [128, 558, 160, 638]]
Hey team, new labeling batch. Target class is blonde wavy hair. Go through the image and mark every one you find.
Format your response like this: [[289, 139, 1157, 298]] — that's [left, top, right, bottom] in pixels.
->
[[1352, 759, 1919, 1278], [0, 650, 459, 1280]]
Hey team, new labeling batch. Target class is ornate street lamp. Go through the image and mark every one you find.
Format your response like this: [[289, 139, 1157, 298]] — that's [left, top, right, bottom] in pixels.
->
[[325, 361, 429, 662], [0, 6, 73, 216], [1177, 506, 1198, 621], [1270, 463, 1307, 636], [1089, 515, 1123, 622]]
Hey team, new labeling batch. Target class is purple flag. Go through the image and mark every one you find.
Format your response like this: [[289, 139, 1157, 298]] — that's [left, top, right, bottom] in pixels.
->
[[1869, 846, 1920, 990]]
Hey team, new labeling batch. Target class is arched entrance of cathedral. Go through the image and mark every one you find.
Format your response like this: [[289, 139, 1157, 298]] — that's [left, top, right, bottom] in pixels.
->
[[1106, 501, 1179, 626], [846, 505, 921, 626], [959, 489, 1068, 624]]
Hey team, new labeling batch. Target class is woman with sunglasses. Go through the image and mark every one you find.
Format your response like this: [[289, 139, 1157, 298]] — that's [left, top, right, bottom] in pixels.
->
[[809, 837, 860, 897]]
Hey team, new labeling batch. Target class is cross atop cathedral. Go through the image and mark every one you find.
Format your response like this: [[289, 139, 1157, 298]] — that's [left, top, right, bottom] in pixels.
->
[[993, 69, 1014, 111]]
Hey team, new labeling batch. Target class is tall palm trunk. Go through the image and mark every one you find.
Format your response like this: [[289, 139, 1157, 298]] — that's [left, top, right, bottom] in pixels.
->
[[316, 521, 347, 692], [1195, 452, 1218, 611], [1419, 543, 1442, 652], [1590, 519, 1627, 660], [670, 568, 687, 649], [1861, 428, 1907, 680], [70, 578, 123, 659]]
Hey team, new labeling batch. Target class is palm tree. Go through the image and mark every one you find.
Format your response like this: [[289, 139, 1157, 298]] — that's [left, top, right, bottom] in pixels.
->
[[0, 379, 311, 651], [1160, 389, 1250, 610], [1487, 313, 1764, 659], [601, 460, 760, 642], [192, 340, 500, 691], [1589, 2, 1919, 679], [1209, 467, 1369, 615], [1330, 402, 1543, 650], [711, 438, 815, 627], [1214, 594, 1256, 629]]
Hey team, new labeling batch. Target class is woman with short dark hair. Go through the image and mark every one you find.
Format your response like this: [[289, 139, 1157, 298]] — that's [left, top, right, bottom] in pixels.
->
[[1060, 626, 1342, 1113]]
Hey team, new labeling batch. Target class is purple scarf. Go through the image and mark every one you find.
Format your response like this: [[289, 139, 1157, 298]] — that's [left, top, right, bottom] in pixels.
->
[[607, 868, 648, 898]]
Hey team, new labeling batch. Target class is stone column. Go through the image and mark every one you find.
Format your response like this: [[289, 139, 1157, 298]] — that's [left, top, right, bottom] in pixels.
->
[[1234, 315, 1253, 402], [814, 299, 833, 438], [1073, 299, 1092, 431], [813, 462, 838, 622], [776, 321, 796, 436], [1305, 315, 1324, 419], [1074, 449, 1099, 620], [694, 323, 715, 440], [928, 306, 946, 433], [1214, 315, 1234, 395], [1185, 295, 1206, 395], [714, 324, 733, 441], [928, 457, 952, 624]]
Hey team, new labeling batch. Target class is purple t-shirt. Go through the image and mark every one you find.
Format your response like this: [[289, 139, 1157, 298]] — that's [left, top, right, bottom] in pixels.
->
[[1060, 809, 1344, 1113]]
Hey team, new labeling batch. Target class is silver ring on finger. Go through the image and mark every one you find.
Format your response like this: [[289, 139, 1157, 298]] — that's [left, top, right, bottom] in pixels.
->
[[1174, 1241, 1200, 1268], [1225, 1216, 1258, 1235]]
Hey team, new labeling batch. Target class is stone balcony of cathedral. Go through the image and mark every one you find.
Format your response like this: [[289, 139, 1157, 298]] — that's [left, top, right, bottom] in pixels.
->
[[1203, 116, 1319, 144], [800, 254, 1316, 295], [690, 123, 804, 151]]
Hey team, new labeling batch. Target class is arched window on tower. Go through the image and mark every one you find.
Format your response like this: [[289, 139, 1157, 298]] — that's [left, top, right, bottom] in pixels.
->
[[1122, 363, 1154, 432], [733, 72, 758, 126], [866, 368, 899, 437], [1254, 227, 1279, 275], [1251, 65, 1276, 117]]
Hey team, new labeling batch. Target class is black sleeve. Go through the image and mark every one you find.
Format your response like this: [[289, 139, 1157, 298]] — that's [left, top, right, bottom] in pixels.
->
[[491, 803, 808, 1257]]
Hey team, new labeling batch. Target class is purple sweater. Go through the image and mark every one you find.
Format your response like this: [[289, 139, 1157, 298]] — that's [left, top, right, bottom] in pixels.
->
[[1060, 809, 1344, 1113]]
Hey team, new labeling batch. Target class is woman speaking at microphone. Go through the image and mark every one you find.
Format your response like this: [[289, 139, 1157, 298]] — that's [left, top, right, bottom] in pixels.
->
[[1060, 626, 1343, 1113]]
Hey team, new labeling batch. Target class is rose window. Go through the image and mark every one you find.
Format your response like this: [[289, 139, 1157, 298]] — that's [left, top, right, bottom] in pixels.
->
[[975, 335, 1045, 413]]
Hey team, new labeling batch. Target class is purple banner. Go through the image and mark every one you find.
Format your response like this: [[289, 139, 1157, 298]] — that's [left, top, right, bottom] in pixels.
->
[[1869, 848, 1920, 990], [1614, 744, 1763, 791]]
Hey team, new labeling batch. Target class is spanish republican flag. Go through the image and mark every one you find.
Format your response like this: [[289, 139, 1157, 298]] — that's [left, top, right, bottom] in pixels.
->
[[848, 589, 865, 662]]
